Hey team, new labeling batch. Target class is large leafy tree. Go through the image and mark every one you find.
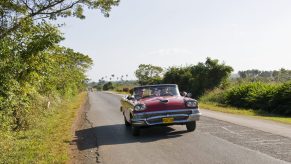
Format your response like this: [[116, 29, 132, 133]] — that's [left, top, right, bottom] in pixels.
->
[[0, 20, 93, 130], [0, 0, 119, 38], [163, 66, 192, 93], [163, 58, 233, 97], [135, 64, 163, 85], [0, 0, 117, 130]]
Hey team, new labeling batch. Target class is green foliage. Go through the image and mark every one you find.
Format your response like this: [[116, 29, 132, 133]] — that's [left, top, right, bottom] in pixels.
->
[[199, 88, 227, 104], [94, 84, 103, 91], [202, 81, 291, 116], [163, 66, 193, 92], [0, 0, 120, 38], [270, 81, 291, 115], [103, 82, 114, 91], [0, 22, 93, 130], [238, 68, 291, 82], [163, 57, 233, 97], [225, 82, 277, 110], [0, 92, 87, 163], [135, 64, 163, 85]]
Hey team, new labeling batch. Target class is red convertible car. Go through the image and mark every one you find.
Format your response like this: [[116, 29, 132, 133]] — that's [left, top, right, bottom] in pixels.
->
[[120, 84, 201, 136]]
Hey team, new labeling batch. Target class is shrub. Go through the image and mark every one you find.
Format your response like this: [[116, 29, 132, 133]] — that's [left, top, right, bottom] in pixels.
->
[[202, 81, 291, 116], [123, 88, 129, 92], [270, 81, 291, 115], [103, 82, 114, 91], [199, 88, 227, 104], [224, 82, 277, 110]]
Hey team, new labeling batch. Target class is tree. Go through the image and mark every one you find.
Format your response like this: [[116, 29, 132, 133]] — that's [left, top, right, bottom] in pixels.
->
[[163, 66, 192, 93], [0, 20, 93, 130], [103, 82, 114, 91], [189, 58, 233, 97], [0, 0, 118, 131], [0, 0, 119, 38], [135, 64, 163, 85], [163, 58, 233, 97], [238, 69, 291, 82]]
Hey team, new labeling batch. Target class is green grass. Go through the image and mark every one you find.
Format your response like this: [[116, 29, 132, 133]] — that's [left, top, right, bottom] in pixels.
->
[[0, 92, 87, 164], [200, 102, 291, 124], [114, 90, 130, 95]]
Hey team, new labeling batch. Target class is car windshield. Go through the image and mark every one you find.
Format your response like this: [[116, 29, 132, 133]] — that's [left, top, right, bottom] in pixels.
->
[[133, 85, 180, 100]]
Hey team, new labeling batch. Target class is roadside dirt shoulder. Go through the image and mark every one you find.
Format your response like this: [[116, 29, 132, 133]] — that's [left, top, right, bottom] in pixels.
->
[[69, 93, 100, 164]]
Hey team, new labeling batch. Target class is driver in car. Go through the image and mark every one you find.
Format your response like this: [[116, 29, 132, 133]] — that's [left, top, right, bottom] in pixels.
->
[[135, 89, 145, 99], [161, 87, 171, 96]]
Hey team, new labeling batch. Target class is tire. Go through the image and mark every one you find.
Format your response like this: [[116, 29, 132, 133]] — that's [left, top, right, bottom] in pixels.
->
[[132, 126, 140, 136], [186, 121, 196, 132], [124, 116, 131, 126]]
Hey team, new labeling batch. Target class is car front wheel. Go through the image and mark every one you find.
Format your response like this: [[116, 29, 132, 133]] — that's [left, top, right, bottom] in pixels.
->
[[124, 116, 131, 126], [186, 121, 196, 132], [123, 113, 131, 126]]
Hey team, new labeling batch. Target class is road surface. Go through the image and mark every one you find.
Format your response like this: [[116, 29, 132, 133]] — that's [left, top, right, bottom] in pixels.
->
[[74, 92, 291, 164]]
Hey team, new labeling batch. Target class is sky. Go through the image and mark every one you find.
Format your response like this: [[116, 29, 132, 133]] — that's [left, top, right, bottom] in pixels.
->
[[59, 0, 291, 81]]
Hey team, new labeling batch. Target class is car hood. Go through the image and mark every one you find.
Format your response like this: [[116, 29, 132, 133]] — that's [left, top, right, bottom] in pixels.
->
[[136, 96, 189, 112]]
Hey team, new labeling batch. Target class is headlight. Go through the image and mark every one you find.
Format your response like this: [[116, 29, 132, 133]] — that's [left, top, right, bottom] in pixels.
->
[[134, 104, 146, 111], [186, 101, 198, 108]]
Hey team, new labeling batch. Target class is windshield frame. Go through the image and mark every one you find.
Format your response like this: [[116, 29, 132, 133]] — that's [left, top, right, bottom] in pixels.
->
[[133, 84, 180, 100]]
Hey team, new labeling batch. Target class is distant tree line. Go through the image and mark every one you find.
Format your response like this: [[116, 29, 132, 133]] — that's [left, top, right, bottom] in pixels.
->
[[238, 69, 291, 82], [134, 58, 233, 98]]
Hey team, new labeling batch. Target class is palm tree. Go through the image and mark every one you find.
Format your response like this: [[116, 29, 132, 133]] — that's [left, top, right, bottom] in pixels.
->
[[124, 74, 128, 83]]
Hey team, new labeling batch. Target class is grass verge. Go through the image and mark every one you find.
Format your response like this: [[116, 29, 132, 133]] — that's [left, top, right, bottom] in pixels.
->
[[114, 90, 129, 95], [200, 102, 291, 124], [0, 92, 87, 164]]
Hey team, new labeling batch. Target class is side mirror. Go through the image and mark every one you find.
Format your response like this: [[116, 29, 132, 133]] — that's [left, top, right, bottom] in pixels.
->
[[127, 95, 135, 100], [180, 91, 187, 97], [186, 93, 192, 98]]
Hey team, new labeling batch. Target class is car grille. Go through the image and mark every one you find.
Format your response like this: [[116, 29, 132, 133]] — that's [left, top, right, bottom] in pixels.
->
[[145, 109, 193, 125], [145, 110, 192, 118]]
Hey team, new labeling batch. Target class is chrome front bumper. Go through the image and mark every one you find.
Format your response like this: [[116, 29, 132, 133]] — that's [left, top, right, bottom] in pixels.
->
[[131, 109, 201, 126]]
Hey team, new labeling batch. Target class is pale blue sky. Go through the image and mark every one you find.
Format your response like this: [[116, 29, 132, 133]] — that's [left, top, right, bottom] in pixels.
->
[[59, 0, 291, 81]]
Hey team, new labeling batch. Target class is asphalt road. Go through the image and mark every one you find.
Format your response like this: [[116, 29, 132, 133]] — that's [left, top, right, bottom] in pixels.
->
[[75, 92, 291, 164]]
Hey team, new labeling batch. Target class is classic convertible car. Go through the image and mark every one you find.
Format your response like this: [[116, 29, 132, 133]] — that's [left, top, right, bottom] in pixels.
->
[[120, 84, 201, 136]]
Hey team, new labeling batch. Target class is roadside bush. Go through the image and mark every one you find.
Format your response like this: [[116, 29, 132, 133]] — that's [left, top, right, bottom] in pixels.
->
[[203, 81, 291, 116], [103, 82, 114, 91], [225, 82, 277, 110], [123, 88, 129, 92], [270, 81, 291, 115], [199, 88, 227, 104]]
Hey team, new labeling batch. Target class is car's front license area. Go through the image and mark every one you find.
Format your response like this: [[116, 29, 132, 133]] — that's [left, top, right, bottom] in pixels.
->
[[131, 109, 201, 126]]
